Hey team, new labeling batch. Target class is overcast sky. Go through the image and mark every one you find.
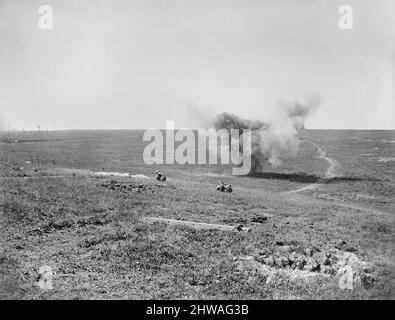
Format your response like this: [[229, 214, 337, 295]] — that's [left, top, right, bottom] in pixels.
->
[[0, 0, 394, 130]]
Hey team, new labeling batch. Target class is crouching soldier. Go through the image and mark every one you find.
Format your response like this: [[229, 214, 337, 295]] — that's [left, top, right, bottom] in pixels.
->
[[155, 170, 167, 182]]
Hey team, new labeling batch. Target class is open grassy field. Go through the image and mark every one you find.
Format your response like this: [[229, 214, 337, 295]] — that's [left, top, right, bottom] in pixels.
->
[[0, 129, 394, 299]]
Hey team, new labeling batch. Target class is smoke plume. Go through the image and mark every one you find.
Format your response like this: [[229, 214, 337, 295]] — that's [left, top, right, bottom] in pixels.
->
[[212, 94, 324, 172]]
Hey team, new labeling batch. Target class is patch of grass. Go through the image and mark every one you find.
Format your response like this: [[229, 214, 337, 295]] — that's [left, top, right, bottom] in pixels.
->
[[1, 129, 394, 299]]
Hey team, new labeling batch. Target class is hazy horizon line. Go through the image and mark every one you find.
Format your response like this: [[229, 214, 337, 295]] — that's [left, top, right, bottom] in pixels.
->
[[1, 128, 395, 133]]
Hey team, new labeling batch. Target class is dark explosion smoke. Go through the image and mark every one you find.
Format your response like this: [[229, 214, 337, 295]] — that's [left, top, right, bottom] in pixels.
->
[[212, 94, 324, 172]]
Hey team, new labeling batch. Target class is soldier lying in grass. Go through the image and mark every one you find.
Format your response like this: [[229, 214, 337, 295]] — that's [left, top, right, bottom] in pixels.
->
[[216, 180, 232, 193]]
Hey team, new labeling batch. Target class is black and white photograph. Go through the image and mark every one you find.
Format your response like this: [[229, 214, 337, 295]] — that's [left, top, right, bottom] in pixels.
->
[[0, 0, 394, 304]]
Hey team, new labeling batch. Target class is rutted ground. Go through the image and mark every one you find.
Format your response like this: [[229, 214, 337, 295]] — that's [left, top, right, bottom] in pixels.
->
[[284, 141, 338, 194]]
